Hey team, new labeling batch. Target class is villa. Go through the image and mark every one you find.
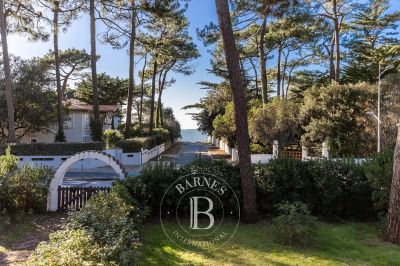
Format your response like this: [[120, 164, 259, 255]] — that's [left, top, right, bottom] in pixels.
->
[[20, 99, 120, 143]]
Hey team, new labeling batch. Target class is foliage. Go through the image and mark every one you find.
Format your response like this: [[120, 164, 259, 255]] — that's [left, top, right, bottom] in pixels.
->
[[255, 158, 375, 220], [54, 131, 66, 143], [120, 159, 241, 218], [89, 115, 103, 142], [0, 57, 58, 141], [250, 143, 270, 154], [67, 190, 140, 264], [212, 102, 236, 147], [103, 129, 124, 149], [364, 150, 394, 215], [27, 229, 99, 266], [0, 146, 18, 176], [249, 98, 301, 147], [0, 142, 105, 156], [0, 166, 53, 216], [74, 73, 128, 105], [115, 132, 170, 152], [271, 201, 317, 246], [301, 82, 375, 156]]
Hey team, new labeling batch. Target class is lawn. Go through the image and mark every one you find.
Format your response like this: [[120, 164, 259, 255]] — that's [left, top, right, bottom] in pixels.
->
[[137, 221, 400, 266]]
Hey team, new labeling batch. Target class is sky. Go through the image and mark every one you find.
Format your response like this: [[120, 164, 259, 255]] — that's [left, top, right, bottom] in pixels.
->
[[7, 0, 400, 129]]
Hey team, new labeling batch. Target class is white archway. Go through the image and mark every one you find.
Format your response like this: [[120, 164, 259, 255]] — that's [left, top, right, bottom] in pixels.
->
[[47, 151, 127, 211]]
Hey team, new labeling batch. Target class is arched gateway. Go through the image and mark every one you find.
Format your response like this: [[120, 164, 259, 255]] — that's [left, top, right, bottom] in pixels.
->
[[47, 151, 127, 211]]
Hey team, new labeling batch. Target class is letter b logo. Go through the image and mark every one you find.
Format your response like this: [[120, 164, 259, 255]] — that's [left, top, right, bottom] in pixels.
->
[[190, 197, 214, 230]]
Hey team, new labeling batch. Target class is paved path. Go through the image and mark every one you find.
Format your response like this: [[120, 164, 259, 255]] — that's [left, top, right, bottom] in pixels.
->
[[174, 142, 211, 166]]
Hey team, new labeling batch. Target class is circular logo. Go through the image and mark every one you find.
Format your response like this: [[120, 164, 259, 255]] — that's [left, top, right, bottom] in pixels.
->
[[160, 173, 240, 252]]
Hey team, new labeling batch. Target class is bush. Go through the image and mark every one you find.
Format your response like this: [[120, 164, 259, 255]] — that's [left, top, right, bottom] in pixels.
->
[[364, 150, 393, 216], [255, 158, 375, 220], [0, 166, 53, 216], [67, 190, 140, 264], [0, 146, 19, 176], [271, 201, 317, 246], [115, 134, 167, 153], [27, 229, 99, 265], [0, 142, 105, 156], [115, 138, 144, 152], [120, 158, 241, 218], [250, 143, 270, 154], [103, 129, 124, 149]]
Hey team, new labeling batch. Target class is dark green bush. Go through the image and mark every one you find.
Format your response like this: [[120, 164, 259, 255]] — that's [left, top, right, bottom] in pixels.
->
[[255, 158, 375, 220], [89, 115, 103, 142], [271, 201, 317, 246], [120, 158, 241, 218], [364, 150, 393, 216], [0, 166, 53, 216], [0, 142, 105, 156], [115, 133, 168, 153]]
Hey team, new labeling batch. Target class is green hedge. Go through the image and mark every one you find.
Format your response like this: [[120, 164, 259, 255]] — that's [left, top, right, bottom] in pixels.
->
[[0, 142, 105, 156], [115, 133, 168, 153]]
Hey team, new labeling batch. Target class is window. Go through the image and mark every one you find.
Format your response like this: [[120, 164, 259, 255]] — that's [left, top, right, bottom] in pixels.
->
[[30, 138, 38, 143], [64, 114, 74, 129], [84, 114, 90, 129]]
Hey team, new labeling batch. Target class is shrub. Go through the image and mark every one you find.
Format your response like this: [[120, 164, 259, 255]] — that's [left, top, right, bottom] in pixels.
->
[[364, 150, 393, 216], [0, 142, 105, 156], [0, 146, 19, 176], [67, 190, 140, 264], [0, 166, 53, 216], [115, 134, 167, 153], [120, 158, 241, 218], [271, 201, 317, 246], [250, 143, 270, 154], [27, 229, 99, 265], [103, 129, 124, 149], [255, 158, 375, 220]]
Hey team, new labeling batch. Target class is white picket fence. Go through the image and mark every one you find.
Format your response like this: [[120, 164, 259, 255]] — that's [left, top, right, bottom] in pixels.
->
[[17, 142, 169, 169]]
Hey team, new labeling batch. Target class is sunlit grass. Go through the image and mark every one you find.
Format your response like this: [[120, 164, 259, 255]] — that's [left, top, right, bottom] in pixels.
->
[[137, 221, 400, 266]]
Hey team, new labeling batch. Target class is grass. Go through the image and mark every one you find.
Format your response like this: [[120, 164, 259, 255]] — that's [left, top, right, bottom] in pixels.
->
[[136, 221, 400, 266]]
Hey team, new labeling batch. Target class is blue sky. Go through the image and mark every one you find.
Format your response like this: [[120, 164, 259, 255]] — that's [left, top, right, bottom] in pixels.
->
[[7, 0, 400, 129]]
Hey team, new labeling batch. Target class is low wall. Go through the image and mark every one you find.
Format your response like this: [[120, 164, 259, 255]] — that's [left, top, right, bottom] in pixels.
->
[[17, 142, 168, 169]]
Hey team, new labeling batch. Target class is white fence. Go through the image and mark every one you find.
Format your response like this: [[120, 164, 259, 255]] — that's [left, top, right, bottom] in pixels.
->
[[17, 142, 169, 169], [207, 136, 276, 164], [207, 136, 368, 164]]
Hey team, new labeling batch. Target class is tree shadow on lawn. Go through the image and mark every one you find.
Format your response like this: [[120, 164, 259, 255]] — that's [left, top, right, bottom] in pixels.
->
[[0, 214, 64, 265], [137, 220, 400, 265]]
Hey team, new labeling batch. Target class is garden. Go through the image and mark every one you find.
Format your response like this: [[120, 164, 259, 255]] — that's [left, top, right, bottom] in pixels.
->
[[1, 148, 400, 265]]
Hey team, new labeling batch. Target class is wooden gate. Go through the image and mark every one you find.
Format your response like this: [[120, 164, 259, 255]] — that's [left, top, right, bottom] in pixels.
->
[[280, 144, 302, 160], [57, 186, 111, 212]]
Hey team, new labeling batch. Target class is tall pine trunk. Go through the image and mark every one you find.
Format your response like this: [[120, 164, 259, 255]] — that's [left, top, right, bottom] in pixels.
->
[[258, 15, 268, 104], [90, 0, 101, 140], [276, 45, 282, 98], [125, 2, 136, 138], [387, 121, 400, 243], [0, 0, 16, 143], [215, 0, 257, 223], [139, 53, 147, 127], [332, 0, 340, 83], [149, 54, 158, 134], [53, 1, 65, 142]]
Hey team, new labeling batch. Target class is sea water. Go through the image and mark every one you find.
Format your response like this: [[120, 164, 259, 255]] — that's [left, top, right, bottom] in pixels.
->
[[180, 129, 207, 143]]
